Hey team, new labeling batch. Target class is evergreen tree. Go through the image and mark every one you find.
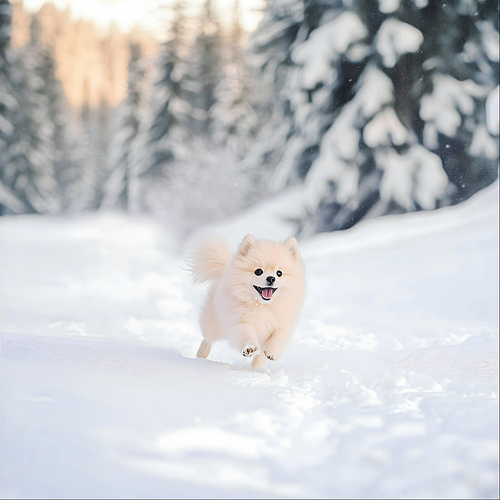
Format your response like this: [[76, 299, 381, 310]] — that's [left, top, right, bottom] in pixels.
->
[[78, 98, 113, 210], [59, 114, 93, 212], [0, 11, 59, 214], [101, 43, 149, 210], [134, 0, 190, 213], [183, 0, 224, 136], [246, 0, 305, 191], [27, 14, 86, 212], [136, 0, 228, 217], [206, 0, 272, 209], [210, 0, 260, 160], [252, 0, 499, 235], [165, 0, 267, 228], [0, 0, 9, 52], [0, 0, 25, 214]]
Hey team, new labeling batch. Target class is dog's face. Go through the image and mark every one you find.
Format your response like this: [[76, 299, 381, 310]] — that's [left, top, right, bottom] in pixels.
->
[[230, 234, 303, 304]]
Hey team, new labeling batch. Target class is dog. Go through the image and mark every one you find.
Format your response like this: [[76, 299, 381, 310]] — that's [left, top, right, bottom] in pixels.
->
[[189, 233, 305, 370]]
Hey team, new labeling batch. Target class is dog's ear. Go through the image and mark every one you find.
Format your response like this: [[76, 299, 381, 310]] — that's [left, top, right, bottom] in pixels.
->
[[284, 237, 299, 259], [239, 234, 256, 256]]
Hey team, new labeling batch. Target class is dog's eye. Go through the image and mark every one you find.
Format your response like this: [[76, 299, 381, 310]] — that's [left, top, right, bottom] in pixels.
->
[[276, 270, 282, 277], [254, 268, 263, 276]]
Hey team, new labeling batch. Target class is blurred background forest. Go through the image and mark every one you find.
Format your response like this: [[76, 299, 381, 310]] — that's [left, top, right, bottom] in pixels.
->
[[0, 0, 498, 238]]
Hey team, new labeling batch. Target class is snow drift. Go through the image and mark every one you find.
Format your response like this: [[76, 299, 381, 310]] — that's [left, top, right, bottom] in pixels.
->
[[0, 181, 498, 498]]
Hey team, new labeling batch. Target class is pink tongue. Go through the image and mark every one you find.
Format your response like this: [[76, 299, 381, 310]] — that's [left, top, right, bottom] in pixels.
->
[[262, 288, 273, 299]]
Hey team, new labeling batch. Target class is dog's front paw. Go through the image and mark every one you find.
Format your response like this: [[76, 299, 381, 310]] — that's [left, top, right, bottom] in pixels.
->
[[264, 350, 276, 361], [242, 344, 259, 357]]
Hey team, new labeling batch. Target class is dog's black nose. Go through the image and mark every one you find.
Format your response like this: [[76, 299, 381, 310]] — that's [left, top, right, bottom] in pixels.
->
[[266, 276, 275, 284]]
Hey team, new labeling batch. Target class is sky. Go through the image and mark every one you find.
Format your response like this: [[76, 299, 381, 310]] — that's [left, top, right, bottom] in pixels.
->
[[20, 0, 266, 37]]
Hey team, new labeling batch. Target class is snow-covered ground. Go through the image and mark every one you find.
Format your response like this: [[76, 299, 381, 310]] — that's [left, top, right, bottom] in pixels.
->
[[0, 182, 498, 498]]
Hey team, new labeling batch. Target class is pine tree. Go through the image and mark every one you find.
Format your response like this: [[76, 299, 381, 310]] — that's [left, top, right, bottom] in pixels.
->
[[0, 0, 26, 214], [101, 43, 149, 210], [1, 11, 60, 214], [205, 0, 272, 209], [210, 0, 259, 160], [166, 0, 267, 228], [252, 0, 499, 235], [134, 0, 190, 213], [59, 114, 93, 212], [27, 13, 87, 212], [183, 0, 224, 136], [0, 0, 9, 51], [246, 0, 305, 191], [137, 0, 228, 218]]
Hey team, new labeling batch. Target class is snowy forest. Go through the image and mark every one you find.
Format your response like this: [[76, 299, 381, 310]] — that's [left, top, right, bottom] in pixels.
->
[[1, 1, 499, 497], [0, 0, 498, 236]]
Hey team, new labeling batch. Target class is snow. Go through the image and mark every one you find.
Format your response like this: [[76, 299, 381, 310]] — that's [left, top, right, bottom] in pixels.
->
[[479, 21, 500, 63], [0, 181, 499, 498], [420, 74, 484, 137], [469, 124, 499, 160], [0, 180, 25, 213], [378, 0, 400, 14], [375, 145, 448, 210], [363, 107, 407, 147], [486, 85, 499, 136], [0, 112, 14, 137], [375, 18, 423, 68], [292, 12, 367, 89], [356, 65, 395, 118], [272, 9, 369, 195], [303, 65, 394, 208]]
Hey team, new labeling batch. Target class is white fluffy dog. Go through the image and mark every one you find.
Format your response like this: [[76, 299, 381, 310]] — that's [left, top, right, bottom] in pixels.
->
[[189, 233, 305, 370]]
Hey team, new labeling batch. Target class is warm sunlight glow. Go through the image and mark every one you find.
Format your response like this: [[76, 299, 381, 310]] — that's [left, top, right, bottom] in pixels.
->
[[20, 0, 265, 36]]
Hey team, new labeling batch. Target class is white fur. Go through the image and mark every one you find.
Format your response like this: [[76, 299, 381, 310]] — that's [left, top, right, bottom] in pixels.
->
[[189, 233, 306, 370], [187, 231, 232, 284]]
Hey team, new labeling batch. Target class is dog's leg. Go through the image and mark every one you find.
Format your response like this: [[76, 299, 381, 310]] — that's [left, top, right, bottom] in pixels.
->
[[228, 325, 260, 358], [196, 340, 212, 358], [263, 329, 290, 361], [242, 343, 260, 357], [251, 352, 266, 370]]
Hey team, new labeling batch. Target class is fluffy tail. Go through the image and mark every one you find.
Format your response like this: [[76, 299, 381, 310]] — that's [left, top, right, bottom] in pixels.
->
[[187, 232, 232, 284]]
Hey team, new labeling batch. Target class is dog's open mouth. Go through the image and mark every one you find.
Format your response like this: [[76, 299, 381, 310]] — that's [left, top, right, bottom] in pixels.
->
[[253, 285, 277, 301]]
